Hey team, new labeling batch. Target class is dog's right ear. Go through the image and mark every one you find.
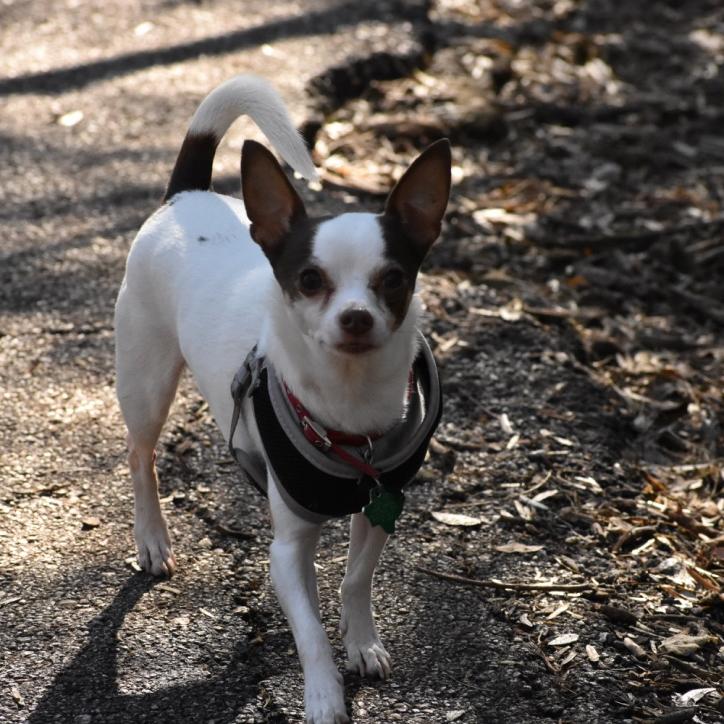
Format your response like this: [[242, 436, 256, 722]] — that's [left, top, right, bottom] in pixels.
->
[[242, 140, 307, 254]]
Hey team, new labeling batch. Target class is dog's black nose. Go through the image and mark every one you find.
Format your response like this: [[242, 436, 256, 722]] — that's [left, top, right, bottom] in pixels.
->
[[339, 309, 374, 336]]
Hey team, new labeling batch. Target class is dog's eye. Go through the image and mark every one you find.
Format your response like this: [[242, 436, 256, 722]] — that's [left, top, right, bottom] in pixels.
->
[[299, 268, 324, 295], [382, 268, 405, 291]]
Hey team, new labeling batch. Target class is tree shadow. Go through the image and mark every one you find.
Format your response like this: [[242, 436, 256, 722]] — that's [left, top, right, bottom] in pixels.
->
[[0, 0, 423, 96], [27, 573, 290, 724]]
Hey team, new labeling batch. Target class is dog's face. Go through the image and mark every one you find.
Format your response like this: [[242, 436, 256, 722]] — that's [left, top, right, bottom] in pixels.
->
[[242, 140, 451, 356]]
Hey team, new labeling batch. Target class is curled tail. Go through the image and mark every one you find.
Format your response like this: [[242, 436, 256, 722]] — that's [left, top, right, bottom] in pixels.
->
[[164, 75, 317, 201]]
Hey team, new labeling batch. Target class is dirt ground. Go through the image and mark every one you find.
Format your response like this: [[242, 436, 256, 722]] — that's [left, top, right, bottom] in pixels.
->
[[1, 1, 723, 723]]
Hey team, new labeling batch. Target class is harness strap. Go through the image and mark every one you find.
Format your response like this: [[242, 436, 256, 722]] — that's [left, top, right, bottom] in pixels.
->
[[228, 345, 263, 461]]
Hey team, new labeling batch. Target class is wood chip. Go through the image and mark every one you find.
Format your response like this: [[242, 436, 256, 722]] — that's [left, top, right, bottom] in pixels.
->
[[431, 511, 483, 527], [599, 604, 637, 626], [548, 633, 579, 647], [623, 636, 647, 659], [585, 644, 600, 662], [495, 542, 544, 554]]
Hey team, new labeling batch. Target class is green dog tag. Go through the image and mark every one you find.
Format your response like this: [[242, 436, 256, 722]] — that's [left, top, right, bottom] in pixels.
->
[[363, 485, 405, 534]]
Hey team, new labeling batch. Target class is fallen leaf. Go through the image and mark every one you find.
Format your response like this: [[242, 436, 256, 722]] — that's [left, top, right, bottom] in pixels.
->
[[660, 633, 716, 657], [431, 511, 483, 527], [505, 433, 520, 450], [546, 603, 570, 620], [519, 613, 534, 629], [446, 711, 466, 722], [548, 633, 578, 647], [10, 685, 24, 707], [495, 542, 544, 554], [499, 412, 514, 434], [674, 687, 716, 707]]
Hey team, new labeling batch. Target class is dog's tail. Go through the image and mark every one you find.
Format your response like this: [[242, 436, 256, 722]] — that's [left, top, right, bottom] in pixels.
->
[[164, 75, 317, 201]]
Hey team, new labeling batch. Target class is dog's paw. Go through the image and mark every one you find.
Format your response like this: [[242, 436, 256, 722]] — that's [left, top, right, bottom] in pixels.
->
[[304, 668, 349, 724], [134, 515, 176, 577], [344, 639, 391, 680], [340, 607, 391, 679]]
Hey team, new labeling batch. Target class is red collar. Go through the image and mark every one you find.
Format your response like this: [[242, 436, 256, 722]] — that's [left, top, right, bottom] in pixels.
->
[[283, 383, 387, 480]]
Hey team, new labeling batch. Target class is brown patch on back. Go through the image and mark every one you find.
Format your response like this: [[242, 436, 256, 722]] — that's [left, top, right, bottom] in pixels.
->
[[164, 132, 219, 201]]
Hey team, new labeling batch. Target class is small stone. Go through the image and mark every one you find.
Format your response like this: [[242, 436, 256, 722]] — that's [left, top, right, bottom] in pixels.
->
[[81, 516, 101, 530]]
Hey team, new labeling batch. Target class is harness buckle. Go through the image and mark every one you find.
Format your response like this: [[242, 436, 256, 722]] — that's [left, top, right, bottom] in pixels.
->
[[301, 416, 332, 451]]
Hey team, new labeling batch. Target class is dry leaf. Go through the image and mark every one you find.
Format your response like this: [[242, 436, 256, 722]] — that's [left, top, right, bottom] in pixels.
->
[[446, 711, 466, 722], [431, 511, 483, 527], [519, 613, 534, 629], [499, 413, 514, 434], [546, 603, 570, 620], [674, 687, 716, 707], [494, 542, 544, 554], [548, 633, 578, 647], [660, 633, 716, 657], [10, 685, 24, 707]]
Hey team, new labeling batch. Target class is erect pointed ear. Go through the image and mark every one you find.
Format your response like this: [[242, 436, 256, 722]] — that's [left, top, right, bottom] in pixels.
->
[[241, 140, 307, 254], [383, 139, 451, 252]]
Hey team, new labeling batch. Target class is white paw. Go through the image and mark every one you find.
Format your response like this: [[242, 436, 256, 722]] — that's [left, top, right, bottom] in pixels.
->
[[304, 668, 349, 724], [344, 639, 391, 680], [134, 514, 176, 576], [340, 608, 391, 679]]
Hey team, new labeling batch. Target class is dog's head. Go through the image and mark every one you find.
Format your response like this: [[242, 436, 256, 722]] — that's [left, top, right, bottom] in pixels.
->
[[241, 139, 451, 356]]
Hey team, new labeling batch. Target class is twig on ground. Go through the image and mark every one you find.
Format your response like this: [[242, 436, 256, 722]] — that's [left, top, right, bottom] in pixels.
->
[[416, 565, 596, 593]]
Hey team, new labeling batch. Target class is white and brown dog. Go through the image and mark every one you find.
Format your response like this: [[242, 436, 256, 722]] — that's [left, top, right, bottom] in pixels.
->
[[115, 75, 450, 723]]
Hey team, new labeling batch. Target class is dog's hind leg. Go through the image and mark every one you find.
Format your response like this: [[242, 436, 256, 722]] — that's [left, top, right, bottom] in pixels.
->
[[339, 513, 391, 679], [115, 297, 184, 576]]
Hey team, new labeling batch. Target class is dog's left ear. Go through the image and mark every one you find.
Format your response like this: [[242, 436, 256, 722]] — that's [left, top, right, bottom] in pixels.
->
[[242, 139, 307, 255], [383, 139, 452, 253]]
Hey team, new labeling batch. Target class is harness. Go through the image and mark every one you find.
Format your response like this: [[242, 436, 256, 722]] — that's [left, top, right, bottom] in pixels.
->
[[228, 332, 442, 531]]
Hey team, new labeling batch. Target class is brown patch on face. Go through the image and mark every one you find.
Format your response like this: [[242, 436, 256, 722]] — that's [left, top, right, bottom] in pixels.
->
[[264, 216, 331, 300], [376, 213, 427, 328], [370, 263, 413, 330]]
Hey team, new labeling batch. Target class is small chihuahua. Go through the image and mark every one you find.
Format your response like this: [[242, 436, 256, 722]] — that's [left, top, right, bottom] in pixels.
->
[[115, 75, 450, 723]]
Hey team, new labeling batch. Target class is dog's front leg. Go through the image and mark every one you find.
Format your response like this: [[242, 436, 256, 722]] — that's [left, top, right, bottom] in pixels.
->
[[267, 476, 348, 724], [340, 512, 391, 679]]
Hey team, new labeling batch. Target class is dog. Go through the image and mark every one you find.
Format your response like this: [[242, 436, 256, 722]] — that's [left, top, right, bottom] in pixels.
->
[[115, 75, 450, 724]]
